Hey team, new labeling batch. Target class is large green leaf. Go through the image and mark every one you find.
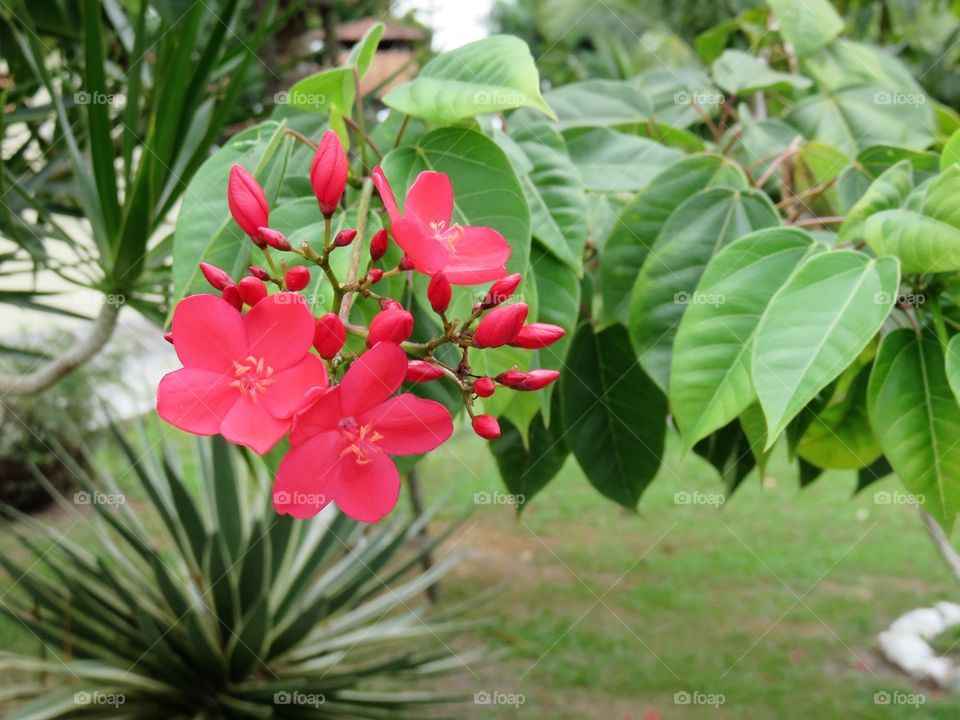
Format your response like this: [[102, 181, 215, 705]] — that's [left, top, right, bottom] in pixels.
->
[[766, 0, 843, 56], [712, 49, 812, 95], [839, 159, 913, 242], [601, 155, 747, 326], [864, 166, 960, 272], [870, 329, 960, 532], [753, 251, 900, 444], [511, 124, 587, 273], [383, 35, 554, 123], [542, 79, 652, 130], [628, 186, 780, 391], [490, 407, 568, 512], [671, 228, 816, 448], [560, 324, 666, 510], [286, 67, 356, 114], [563, 127, 683, 192], [172, 121, 291, 306]]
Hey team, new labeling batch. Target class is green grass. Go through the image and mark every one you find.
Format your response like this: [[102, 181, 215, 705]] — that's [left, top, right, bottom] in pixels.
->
[[4, 420, 960, 719]]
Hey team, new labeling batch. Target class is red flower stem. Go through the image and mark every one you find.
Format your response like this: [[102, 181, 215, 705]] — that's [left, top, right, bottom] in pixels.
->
[[259, 247, 282, 287]]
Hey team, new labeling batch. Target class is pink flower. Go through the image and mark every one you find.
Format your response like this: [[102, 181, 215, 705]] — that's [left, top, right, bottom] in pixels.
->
[[311, 130, 348, 217], [273, 343, 453, 522], [372, 167, 511, 285], [228, 165, 269, 244], [157, 293, 327, 454]]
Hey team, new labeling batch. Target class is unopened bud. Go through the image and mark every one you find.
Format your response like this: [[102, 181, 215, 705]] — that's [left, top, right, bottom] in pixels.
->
[[163, 331, 174, 345], [228, 165, 269, 245], [366, 308, 414, 347], [405, 360, 445, 382], [427, 272, 452, 314], [248, 265, 270, 281], [472, 302, 528, 348], [199, 262, 231, 291], [258, 227, 291, 251], [221, 284, 243, 310], [311, 130, 348, 218], [333, 228, 357, 247], [510, 323, 566, 349], [379, 297, 403, 311], [482, 273, 522, 308], [365, 268, 384, 285], [474, 376, 495, 398], [285, 266, 311, 291], [370, 228, 389, 260], [313, 313, 346, 358], [472, 414, 501, 440], [398, 254, 415, 271], [238, 276, 267, 306], [496, 368, 560, 391]]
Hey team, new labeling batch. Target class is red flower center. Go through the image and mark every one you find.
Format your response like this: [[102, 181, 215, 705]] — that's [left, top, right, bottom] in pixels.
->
[[429, 220, 465, 251], [230, 355, 275, 399], [338, 417, 384, 465]]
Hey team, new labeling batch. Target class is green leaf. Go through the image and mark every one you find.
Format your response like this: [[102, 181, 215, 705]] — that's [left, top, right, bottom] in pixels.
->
[[511, 124, 587, 273], [560, 324, 667, 510], [839, 159, 913, 242], [601, 154, 747, 326], [712, 49, 812, 95], [383, 35, 554, 123], [629, 186, 780, 391], [563, 127, 683, 192], [870, 329, 960, 532], [671, 228, 816, 448], [286, 67, 356, 113], [490, 408, 568, 512], [753, 251, 900, 444], [542, 79, 651, 130], [692, 420, 756, 495], [172, 121, 290, 307], [942, 128, 960, 171], [766, 0, 843, 56], [347, 21, 385, 79], [863, 166, 960, 272]]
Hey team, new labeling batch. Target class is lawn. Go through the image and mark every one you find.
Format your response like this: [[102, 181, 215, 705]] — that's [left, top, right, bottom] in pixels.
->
[[3, 421, 960, 719]]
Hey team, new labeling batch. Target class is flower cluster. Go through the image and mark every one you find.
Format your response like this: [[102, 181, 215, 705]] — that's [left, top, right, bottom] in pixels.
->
[[157, 131, 565, 522]]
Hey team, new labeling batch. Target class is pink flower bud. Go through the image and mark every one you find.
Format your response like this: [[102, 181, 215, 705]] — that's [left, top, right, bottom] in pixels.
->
[[398, 255, 415, 271], [370, 228, 389, 260], [163, 331, 174, 345], [510, 323, 566, 349], [248, 265, 270, 281], [474, 376, 495, 398], [366, 308, 414, 347], [472, 414, 501, 440], [427, 272, 451, 314], [285, 266, 310, 291], [228, 165, 269, 244], [482, 273, 522, 308], [496, 368, 560, 391], [379, 297, 403, 311], [238, 276, 267, 306], [258, 227, 291, 251], [472, 302, 528, 348], [333, 228, 357, 247], [311, 130, 348, 218], [221, 283, 243, 310], [405, 360, 444, 382], [199, 262, 231, 291], [313, 312, 346, 358], [365, 268, 384, 285]]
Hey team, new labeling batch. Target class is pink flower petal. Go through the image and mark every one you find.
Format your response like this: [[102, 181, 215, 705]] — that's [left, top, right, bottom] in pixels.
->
[[391, 218, 449, 275], [444, 226, 511, 285], [243, 292, 315, 370], [339, 342, 408, 417], [360, 394, 453, 455], [273, 432, 342, 518], [290, 386, 343, 446], [260, 354, 329, 419], [220, 395, 290, 454], [333, 451, 401, 523], [405, 171, 453, 225], [372, 166, 401, 223], [157, 368, 236, 435], [171, 294, 247, 371]]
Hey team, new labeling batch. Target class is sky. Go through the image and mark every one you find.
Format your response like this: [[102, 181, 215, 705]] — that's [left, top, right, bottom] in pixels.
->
[[393, 0, 495, 50]]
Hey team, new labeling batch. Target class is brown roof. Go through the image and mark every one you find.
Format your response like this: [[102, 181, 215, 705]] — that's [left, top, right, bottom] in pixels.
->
[[313, 17, 426, 44]]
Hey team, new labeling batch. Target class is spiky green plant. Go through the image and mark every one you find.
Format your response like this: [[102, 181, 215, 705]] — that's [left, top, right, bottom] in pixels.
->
[[0, 428, 484, 719]]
